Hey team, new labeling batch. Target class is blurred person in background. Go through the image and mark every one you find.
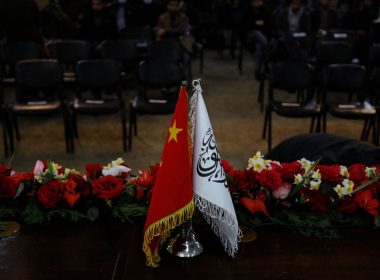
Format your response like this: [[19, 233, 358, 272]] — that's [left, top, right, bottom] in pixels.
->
[[155, 0, 191, 41], [311, 0, 339, 39], [0, 0, 43, 43], [41, 0, 76, 39], [81, 0, 116, 44], [351, 0, 378, 64], [241, 0, 272, 80], [273, 0, 312, 37]]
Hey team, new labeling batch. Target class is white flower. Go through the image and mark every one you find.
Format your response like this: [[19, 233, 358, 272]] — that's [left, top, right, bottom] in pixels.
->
[[340, 166, 349, 178], [365, 167, 376, 178], [294, 174, 303, 185], [298, 158, 312, 171], [334, 184, 344, 198], [309, 179, 321, 190], [112, 158, 125, 166], [253, 158, 265, 172], [342, 179, 354, 196], [102, 165, 131, 177], [102, 158, 131, 177]]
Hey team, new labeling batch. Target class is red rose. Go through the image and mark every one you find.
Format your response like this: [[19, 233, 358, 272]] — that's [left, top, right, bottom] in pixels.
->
[[232, 169, 250, 190], [85, 163, 103, 181], [354, 190, 379, 217], [37, 179, 65, 208], [337, 196, 358, 213], [0, 164, 12, 176], [270, 161, 282, 172], [136, 186, 145, 200], [318, 165, 341, 183], [247, 169, 260, 185], [240, 197, 269, 216], [149, 163, 160, 177], [92, 175, 124, 199], [10, 172, 34, 187], [0, 175, 19, 198], [259, 169, 283, 190], [136, 170, 155, 188], [67, 173, 90, 196], [221, 160, 234, 175], [349, 164, 366, 182], [301, 188, 329, 212], [281, 162, 302, 181], [63, 179, 80, 207]]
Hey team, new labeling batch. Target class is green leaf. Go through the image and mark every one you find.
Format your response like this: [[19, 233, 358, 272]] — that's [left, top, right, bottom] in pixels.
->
[[47, 209, 88, 223], [112, 203, 148, 223], [353, 176, 380, 194], [87, 207, 99, 222], [22, 200, 47, 225], [0, 204, 20, 219], [288, 158, 321, 199]]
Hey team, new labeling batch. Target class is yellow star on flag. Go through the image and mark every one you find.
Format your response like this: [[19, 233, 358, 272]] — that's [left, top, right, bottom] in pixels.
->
[[168, 120, 183, 143]]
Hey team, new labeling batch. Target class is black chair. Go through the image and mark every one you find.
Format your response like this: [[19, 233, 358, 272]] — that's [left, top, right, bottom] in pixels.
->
[[100, 40, 139, 83], [129, 60, 183, 150], [120, 25, 152, 58], [322, 64, 377, 144], [48, 40, 92, 83], [324, 29, 354, 43], [8, 59, 70, 153], [0, 41, 44, 84], [0, 66, 11, 157], [149, 39, 191, 80], [316, 41, 353, 66], [71, 59, 126, 152], [262, 61, 321, 151]]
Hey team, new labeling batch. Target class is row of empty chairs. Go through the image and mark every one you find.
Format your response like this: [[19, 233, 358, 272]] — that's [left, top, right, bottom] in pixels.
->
[[262, 62, 380, 151], [0, 40, 186, 156]]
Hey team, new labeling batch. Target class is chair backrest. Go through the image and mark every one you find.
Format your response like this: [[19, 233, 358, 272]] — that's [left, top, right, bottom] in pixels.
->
[[269, 61, 314, 91], [369, 44, 380, 67], [324, 29, 354, 43], [139, 60, 183, 88], [2, 41, 43, 64], [16, 59, 62, 88], [49, 40, 92, 65], [316, 41, 353, 65], [121, 25, 152, 42], [149, 39, 183, 62], [100, 40, 138, 63], [323, 64, 367, 92], [76, 59, 121, 88]]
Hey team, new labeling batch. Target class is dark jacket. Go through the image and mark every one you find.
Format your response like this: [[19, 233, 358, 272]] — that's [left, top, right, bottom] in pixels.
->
[[311, 7, 338, 32], [0, 0, 43, 43], [241, 6, 272, 40], [272, 5, 312, 38]]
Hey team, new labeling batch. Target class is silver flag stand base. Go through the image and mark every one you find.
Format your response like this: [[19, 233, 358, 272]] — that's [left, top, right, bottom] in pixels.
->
[[167, 220, 203, 258]]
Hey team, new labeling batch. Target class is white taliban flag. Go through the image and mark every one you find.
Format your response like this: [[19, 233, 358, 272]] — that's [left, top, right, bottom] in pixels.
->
[[190, 80, 241, 257]]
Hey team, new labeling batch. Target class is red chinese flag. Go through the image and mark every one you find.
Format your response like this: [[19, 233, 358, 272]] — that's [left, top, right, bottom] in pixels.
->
[[142, 85, 194, 267]]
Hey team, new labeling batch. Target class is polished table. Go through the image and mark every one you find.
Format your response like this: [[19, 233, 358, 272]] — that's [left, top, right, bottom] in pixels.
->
[[1, 222, 380, 280]]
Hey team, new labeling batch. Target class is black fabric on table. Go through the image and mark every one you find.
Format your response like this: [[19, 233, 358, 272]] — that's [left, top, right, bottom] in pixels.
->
[[266, 133, 380, 165]]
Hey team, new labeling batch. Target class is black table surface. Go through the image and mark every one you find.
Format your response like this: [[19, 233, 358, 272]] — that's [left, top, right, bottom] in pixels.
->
[[1, 222, 380, 280]]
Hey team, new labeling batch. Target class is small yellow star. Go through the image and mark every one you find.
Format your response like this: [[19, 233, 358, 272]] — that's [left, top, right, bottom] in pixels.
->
[[168, 120, 183, 143]]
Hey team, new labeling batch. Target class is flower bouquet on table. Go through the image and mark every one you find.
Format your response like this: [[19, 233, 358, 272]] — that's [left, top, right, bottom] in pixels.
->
[[0, 158, 154, 225], [223, 152, 380, 237]]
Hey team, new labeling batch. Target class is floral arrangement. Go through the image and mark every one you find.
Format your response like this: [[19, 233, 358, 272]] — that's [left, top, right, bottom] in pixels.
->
[[1, 153, 380, 237], [0, 158, 157, 225], [223, 152, 380, 237]]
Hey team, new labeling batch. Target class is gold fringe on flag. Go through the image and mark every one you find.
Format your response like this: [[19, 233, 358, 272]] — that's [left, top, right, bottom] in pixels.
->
[[142, 199, 195, 267]]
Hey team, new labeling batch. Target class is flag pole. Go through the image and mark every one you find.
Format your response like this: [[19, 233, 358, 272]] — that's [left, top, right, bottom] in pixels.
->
[[166, 217, 203, 257], [166, 80, 203, 258]]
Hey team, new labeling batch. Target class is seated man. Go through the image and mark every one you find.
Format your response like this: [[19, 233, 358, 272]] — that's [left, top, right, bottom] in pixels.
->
[[311, 0, 338, 39], [266, 133, 380, 165], [155, 0, 191, 41], [241, 0, 272, 80]]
